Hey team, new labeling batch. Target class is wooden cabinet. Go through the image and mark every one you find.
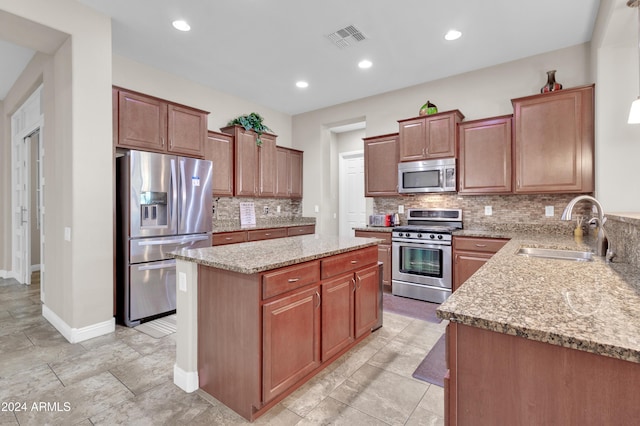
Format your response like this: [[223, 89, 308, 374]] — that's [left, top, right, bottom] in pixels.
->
[[354, 230, 391, 288], [262, 285, 321, 402], [197, 246, 379, 420], [205, 131, 234, 196], [248, 228, 288, 242], [221, 125, 259, 196], [458, 116, 512, 194], [512, 85, 594, 194], [452, 236, 508, 292], [212, 231, 247, 246], [258, 133, 277, 197], [287, 225, 315, 236], [212, 225, 315, 246], [398, 110, 464, 162], [364, 133, 399, 196], [114, 87, 208, 158], [276, 147, 304, 198]]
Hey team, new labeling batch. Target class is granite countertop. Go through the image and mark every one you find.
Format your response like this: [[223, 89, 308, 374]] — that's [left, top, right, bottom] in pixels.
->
[[352, 226, 394, 233], [172, 234, 381, 274], [438, 231, 640, 364], [212, 217, 316, 233]]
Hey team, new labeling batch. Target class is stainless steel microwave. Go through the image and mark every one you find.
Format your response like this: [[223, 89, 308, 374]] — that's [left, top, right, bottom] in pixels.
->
[[397, 158, 456, 193]]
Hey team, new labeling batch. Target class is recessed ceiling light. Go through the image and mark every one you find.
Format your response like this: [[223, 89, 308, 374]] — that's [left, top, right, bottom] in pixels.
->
[[296, 81, 309, 88], [358, 60, 373, 69], [444, 29, 462, 41], [172, 20, 191, 32]]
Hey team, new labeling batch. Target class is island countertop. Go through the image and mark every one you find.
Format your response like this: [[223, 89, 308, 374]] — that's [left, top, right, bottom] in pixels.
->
[[437, 233, 640, 364], [172, 234, 381, 274]]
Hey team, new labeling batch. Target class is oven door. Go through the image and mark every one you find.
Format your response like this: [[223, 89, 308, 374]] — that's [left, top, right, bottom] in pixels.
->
[[392, 240, 452, 289]]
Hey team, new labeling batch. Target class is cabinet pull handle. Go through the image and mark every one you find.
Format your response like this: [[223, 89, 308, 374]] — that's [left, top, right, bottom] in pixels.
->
[[161, 137, 165, 147], [287, 278, 300, 283], [265, 233, 271, 236], [352, 278, 356, 292], [356, 276, 361, 290], [225, 237, 232, 240], [350, 260, 358, 264], [315, 291, 321, 308], [475, 244, 488, 247]]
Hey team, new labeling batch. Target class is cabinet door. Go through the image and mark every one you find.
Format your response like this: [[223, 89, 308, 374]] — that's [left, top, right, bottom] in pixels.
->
[[354, 264, 379, 338], [167, 104, 207, 157], [205, 131, 234, 196], [453, 251, 492, 292], [275, 147, 289, 197], [321, 273, 355, 361], [425, 114, 458, 158], [289, 149, 303, 198], [258, 134, 277, 196], [247, 228, 287, 241], [263, 286, 321, 402], [234, 128, 259, 196], [118, 90, 167, 152], [458, 116, 512, 194], [211, 231, 247, 246], [364, 133, 399, 196], [513, 85, 594, 193], [399, 117, 426, 161]]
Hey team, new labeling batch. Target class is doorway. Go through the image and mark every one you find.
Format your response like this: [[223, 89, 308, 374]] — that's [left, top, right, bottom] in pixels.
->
[[338, 151, 366, 237], [11, 85, 44, 301]]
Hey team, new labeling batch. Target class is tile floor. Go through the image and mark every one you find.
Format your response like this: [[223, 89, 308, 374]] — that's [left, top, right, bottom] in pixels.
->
[[0, 277, 447, 425]]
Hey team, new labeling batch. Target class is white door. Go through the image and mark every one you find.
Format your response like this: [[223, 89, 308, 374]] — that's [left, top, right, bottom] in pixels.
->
[[339, 151, 366, 237], [12, 133, 30, 284]]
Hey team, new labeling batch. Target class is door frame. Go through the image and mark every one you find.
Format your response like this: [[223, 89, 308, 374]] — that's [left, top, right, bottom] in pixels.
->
[[11, 85, 44, 293], [338, 150, 365, 237]]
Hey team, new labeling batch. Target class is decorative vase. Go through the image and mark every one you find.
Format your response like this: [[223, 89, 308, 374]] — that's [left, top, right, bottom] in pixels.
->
[[540, 70, 563, 93], [419, 100, 438, 116]]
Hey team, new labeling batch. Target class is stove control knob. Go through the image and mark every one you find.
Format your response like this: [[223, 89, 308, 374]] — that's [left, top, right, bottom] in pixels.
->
[[437, 234, 443, 240], [429, 234, 435, 239], [404, 233, 410, 238], [417, 233, 422, 238]]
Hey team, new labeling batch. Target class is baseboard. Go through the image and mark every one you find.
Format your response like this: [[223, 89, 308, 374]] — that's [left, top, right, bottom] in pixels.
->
[[30, 264, 41, 272], [174, 363, 199, 393], [0, 270, 15, 280], [42, 305, 115, 344]]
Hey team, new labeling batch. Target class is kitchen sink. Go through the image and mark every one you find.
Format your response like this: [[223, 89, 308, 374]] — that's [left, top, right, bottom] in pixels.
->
[[516, 247, 593, 262]]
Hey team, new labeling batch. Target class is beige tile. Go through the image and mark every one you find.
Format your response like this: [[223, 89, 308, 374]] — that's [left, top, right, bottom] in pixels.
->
[[405, 406, 445, 426], [89, 381, 209, 425], [119, 329, 176, 356], [297, 396, 389, 426], [330, 363, 428, 424], [0, 341, 86, 377], [0, 411, 18, 425], [23, 322, 70, 347], [392, 319, 444, 351], [281, 365, 348, 417], [368, 338, 430, 379], [0, 364, 63, 402], [50, 340, 141, 386], [418, 384, 445, 416], [110, 349, 174, 395], [79, 325, 140, 351], [0, 331, 33, 354], [14, 371, 133, 426]]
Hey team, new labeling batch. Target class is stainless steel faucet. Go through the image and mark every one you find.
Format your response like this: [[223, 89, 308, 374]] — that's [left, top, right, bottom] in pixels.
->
[[561, 195, 608, 256]]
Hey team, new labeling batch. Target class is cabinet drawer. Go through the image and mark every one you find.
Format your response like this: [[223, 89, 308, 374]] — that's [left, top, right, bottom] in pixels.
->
[[354, 230, 392, 244], [287, 225, 315, 236], [262, 261, 321, 299], [454, 237, 508, 254], [248, 228, 288, 241], [212, 231, 247, 246], [321, 246, 378, 280]]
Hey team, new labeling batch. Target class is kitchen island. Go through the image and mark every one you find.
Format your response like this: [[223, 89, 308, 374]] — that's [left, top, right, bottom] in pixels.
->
[[171, 234, 381, 421], [437, 232, 640, 425]]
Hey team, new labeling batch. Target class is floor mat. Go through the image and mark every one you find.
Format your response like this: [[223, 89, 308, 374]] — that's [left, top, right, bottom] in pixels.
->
[[412, 334, 446, 386], [382, 288, 442, 324], [134, 314, 177, 339]]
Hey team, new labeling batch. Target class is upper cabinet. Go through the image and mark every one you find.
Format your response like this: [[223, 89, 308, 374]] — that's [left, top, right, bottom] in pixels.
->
[[458, 115, 512, 195], [258, 133, 277, 197], [220, 125, 261, 196], [512, 85, 594, 194], [114, 87, 208, 158], [363, 133, 399, 197], [205, 131, 234, 196], [276, 147, 303, 199], [398, 110, 464, 162]]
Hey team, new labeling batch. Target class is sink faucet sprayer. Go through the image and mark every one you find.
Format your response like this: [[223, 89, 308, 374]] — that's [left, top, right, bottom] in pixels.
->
[[561, 195, 609, 258]]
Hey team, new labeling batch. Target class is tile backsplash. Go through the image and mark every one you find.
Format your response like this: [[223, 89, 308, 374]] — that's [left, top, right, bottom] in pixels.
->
[[213, 197, 302, 221], [373, 193, 593, 232]]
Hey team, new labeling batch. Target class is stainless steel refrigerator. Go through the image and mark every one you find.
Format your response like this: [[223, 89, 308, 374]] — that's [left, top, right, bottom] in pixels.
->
[[116, 150, 212, 327]]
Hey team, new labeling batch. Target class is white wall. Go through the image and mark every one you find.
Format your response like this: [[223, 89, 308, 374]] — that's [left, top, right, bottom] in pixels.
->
[[294, 43, 593, 235], [113, 55, 293, 147], [0, 0, 114, 338]]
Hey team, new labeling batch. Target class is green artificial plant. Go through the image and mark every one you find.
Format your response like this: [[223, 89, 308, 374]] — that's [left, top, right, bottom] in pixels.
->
[[227, 112, 272, 146]]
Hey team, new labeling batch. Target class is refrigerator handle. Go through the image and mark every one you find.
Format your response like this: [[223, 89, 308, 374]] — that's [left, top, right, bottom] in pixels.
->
[[136, 235, 210, 246], [137, 259, 176, 271], [170, 158, 178, 230], [180, 159, 187, 226]]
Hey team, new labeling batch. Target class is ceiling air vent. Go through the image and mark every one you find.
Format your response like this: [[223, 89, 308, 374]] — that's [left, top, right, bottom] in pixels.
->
[[327, 25, 367, 48]]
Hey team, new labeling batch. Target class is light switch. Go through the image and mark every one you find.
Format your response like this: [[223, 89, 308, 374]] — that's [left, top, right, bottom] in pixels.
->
[[276, 205, 281, 213], [484, 206, 492, 216], [179, 272, 187, 292], [64, 227, 71, 241], [398, 205, 405, 214], [314, 205, 320, 213], [545, 206, 554, 217]]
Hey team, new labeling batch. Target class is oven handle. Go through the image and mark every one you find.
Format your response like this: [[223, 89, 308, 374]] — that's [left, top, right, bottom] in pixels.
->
[[392, 240, 451, 250]]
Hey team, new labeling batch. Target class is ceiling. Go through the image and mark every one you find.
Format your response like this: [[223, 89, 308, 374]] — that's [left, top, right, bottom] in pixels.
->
[[2, 0, 602, 114]]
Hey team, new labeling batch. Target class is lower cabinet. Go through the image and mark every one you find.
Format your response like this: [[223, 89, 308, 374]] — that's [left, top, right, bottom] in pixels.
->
[[198, 246, 379, 421], [212, 225, 315, 246], [452, 237, 508, 292]]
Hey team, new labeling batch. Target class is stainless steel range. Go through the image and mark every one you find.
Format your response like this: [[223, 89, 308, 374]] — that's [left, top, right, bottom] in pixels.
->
[[392, 208, 462, 303]]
